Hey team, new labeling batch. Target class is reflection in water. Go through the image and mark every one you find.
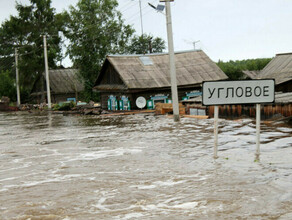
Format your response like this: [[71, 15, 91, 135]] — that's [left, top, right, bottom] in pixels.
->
[[0, 112, 291, 219]]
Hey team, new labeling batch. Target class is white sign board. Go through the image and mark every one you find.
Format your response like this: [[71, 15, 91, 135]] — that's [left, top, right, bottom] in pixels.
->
[[202, 80, 275, 106]]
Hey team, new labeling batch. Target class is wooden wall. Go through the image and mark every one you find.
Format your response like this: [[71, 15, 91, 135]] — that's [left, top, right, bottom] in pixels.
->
[[32, 93, 78, 104], [208, 104, 292, 119], [99, 86, 201, 110]]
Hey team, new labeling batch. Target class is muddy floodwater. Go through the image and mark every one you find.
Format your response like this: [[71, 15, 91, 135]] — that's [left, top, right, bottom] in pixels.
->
[[0, 112, 291, 219]]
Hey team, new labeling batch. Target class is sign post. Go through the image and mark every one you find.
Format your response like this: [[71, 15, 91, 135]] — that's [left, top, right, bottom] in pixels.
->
[[202, 80, 275, 159], [214, 106, 219, 159], [256, 103, 261, 160]]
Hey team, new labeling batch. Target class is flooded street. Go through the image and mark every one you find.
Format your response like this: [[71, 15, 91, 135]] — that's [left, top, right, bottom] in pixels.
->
[[0, 112, 291, 219]]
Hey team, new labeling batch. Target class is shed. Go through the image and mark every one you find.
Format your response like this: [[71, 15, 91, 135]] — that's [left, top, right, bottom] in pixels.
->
[[93, 50, 228, 109], [258, 53, 292, 92], [31, 69, 84, 103]]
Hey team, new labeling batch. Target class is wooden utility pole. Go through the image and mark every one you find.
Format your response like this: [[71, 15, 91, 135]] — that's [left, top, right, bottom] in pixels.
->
[[14, 48, 21, 107], [43, 35, 51, 109]]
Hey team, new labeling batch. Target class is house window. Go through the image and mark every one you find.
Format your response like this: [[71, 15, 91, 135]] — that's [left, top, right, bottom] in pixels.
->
[[139, 56, 153, 66]]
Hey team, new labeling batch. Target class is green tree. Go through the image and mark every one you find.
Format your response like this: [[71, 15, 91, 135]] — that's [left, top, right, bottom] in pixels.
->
[[0, 0, 63, 102], [63, 0, 134, 101], [217, 58, 272, 80], [0, 71, 16, 101], [126, 34, 166, 54]]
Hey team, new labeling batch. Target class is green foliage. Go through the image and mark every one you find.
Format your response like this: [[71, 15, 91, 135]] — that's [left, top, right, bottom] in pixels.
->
[[126, 34, 166, 54], [0, 71, 16, 101], [217, 58, 272, 80], [52, 103, 60, 110], [62, 0, 134, 101], [78, 81, 100, 103], [53, 101, 75, 111], [0, 0, 63, 99]]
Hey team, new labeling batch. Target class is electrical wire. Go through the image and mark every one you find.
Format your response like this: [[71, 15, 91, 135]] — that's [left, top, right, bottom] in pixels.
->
[[118, 0, 137, 12], [123, 0, 157, 22], [125, 0, 158, 26], [0, 56, 15, 71], [119, 0, 141, 14], [127, 5, 154, 24]]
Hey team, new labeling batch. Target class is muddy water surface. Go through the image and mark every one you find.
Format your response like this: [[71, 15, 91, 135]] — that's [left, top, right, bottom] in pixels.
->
[[0, 112, 291, 219]]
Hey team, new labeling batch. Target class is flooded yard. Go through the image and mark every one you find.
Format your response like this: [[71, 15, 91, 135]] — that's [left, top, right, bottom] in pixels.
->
[[0, 112, 291, 219]]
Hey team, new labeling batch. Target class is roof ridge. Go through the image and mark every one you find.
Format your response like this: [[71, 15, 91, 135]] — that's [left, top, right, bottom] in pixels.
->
[[108, 49, 202, 58], [276, 52, 292, 56]]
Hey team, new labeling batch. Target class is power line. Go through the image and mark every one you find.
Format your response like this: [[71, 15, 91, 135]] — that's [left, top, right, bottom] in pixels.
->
[[125, 0, 157, 24], [0, 58, 15, 71], [119, 0, 140, 14], [118, 0, 137, 12], [127, 6, 154, 25]]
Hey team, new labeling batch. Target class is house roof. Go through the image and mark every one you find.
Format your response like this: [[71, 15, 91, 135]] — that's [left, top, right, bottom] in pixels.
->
[[242, 70, 260, 79], [258, 53, 292, 85], [95, 50, 228, 90], [45, 69, 84, 94], [275, 92, 292, 103]]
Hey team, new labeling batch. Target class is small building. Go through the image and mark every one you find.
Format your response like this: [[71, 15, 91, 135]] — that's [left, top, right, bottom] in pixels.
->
[[31, 69, 84, 103], [93, 50, 228, 109], [257, 53, 292, 92]]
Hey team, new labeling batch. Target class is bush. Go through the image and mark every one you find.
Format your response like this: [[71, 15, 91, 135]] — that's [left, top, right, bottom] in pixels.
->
[[53, 101, 75, 111]]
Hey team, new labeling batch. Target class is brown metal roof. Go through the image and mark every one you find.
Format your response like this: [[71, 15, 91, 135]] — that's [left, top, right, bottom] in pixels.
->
[[45, 69, 84, 94], [258, 53, 292, 85], [96, 50, 228, 89]]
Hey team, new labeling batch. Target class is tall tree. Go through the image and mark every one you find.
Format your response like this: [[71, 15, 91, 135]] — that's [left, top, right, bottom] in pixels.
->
[[0, 0, 62, 102], [63, 0, 134, 101], [126, 34, 166, 54], [217, 58, 272, 80]]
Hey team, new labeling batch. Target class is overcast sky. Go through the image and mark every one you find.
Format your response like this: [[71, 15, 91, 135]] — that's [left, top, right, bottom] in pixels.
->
[[1, 0, 292, 63]]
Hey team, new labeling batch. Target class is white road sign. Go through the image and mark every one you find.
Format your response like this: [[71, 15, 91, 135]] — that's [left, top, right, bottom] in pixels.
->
[[202, 80, 275, 106]]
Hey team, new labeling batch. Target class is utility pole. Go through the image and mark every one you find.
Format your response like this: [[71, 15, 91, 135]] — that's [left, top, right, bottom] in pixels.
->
[[165, 0, 179, 122], [14, 48, 21, 107], [139, 0, 144, 37], [43, 35, 51, 109], [138, 0, 146, 54]]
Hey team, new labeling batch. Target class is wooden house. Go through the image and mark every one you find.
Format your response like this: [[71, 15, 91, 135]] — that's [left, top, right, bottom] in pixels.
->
[[31, 69, 84, 103], [257, 53, 292, 92], [93, 50, 228, 109]]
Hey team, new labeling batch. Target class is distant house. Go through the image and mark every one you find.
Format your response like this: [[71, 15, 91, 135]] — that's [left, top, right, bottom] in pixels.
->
[[31, 69, 84, 103], [257, 53, 292, 92], [93, 50, 228, 109]]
